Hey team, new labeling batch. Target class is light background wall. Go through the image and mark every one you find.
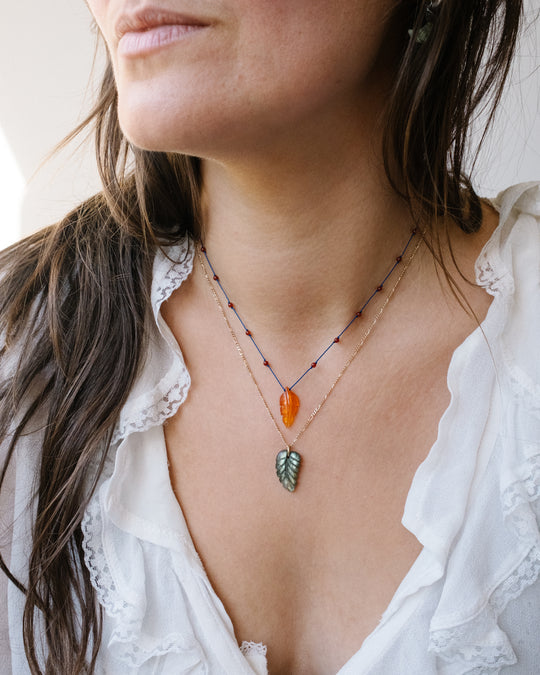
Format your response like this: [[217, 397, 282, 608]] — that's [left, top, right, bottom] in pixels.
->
[[0, 0, 102, 248], [0, 1, 539, 249]]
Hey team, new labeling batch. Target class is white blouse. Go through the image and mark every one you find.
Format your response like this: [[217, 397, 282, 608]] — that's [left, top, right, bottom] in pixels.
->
[[2, 182, 540, 674]]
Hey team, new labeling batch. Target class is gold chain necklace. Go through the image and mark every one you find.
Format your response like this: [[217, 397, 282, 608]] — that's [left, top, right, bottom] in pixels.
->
[[197, 238, 421, 492]]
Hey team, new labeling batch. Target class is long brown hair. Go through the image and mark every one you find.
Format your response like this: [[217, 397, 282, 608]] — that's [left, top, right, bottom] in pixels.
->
[[0, 1, 525, 672]]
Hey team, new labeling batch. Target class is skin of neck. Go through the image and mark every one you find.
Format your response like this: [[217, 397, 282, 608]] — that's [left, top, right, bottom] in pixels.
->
[[199, 96, 415, 346], [198, 124, 412, 348]]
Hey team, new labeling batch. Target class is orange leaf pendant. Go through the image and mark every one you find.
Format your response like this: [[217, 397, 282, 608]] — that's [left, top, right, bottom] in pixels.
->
[[279, 388, 300, 428]]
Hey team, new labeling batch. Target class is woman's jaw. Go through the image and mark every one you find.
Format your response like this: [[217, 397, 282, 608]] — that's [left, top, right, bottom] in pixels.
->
[[88, 0, 401, 160]]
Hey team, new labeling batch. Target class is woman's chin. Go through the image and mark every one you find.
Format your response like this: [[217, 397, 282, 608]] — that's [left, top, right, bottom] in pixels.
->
[[117, 108, 220, 156], [117, 108, 242, 159], [121, 129, 170, 153]]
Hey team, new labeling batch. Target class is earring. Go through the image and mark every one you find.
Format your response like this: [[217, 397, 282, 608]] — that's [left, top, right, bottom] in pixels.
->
[[408, 0, 442, 44]]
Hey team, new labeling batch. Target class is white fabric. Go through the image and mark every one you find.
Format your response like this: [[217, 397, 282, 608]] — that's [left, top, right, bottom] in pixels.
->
[[1, 182, 540, 674]]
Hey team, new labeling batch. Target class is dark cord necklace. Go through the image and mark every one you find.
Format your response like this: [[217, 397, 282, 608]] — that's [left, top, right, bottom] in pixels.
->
[[201, 228, 417, 428]]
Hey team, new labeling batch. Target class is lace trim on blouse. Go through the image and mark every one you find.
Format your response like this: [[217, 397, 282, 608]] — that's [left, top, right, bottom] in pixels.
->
[[429, 475, 540, 671], [111, 239, 194, 445], [82, 486, 207, 671]]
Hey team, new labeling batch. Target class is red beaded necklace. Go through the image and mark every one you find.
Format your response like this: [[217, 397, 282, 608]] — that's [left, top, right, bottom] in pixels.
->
[[200, 229, 417, 428]]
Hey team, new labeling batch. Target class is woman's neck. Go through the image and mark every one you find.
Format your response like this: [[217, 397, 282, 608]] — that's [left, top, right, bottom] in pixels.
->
[[199, 142, 414, 346]]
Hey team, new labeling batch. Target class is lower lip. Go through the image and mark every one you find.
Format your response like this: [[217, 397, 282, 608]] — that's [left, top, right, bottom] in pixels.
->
[[118, 24, 207, 57]]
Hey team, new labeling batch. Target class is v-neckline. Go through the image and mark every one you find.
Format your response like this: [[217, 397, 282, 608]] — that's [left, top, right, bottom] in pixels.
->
[[153, 422, 431, 675]]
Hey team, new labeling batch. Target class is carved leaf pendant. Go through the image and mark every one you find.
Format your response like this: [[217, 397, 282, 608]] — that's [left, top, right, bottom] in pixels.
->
[[276, 447, 301, 492], [279, 387, 300, 428]]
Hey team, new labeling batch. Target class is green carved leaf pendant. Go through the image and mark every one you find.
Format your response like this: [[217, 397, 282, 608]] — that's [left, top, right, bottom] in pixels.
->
[[275, 447, 301, 492]]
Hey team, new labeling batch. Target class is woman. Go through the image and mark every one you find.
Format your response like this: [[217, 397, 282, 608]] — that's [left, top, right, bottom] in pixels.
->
[[1, 0, 538, 673]]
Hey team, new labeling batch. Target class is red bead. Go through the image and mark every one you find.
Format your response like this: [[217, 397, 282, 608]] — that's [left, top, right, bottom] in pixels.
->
[[311, 362, 317, 368], [376, 285, 383, 292], [396, 255, 402, 262], [334, 337, 340, 343], [263, 360, 269, 366], [356, 311, 362, 318], [228, 302, 234, 308], [246, 330, 252, 336], [213, 274, 219, 281], [412, 228, 418, 235], [201, 245, 206, 253]]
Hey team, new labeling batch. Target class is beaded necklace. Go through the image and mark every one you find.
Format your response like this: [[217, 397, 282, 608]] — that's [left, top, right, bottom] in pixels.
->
[[201, 229, 417, 428]]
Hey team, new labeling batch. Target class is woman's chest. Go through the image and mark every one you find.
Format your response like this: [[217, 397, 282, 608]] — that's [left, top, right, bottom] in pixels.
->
[[163, 353, 453, 674], [160, 264, 491, 673]]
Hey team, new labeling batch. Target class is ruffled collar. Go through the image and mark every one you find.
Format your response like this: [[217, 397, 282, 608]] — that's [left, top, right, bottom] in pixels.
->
[[398, 182, 540, 670], [111, 237, 195, 445]]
